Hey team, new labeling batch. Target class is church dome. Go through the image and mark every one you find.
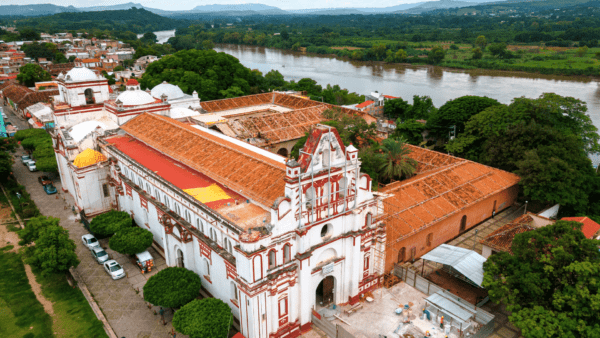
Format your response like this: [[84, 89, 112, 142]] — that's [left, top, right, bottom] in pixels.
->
[[73, 148, 107, 168], [116, 90, 156, 106], [151, 81, 185, 100], [65, 67, 98, 82]]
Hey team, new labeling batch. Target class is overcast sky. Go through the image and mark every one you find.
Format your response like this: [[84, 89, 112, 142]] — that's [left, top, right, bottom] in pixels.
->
[[0, 0, 427, 11]]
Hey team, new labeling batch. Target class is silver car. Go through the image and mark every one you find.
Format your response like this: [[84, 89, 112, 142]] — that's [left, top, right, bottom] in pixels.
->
[[81, 234, 100, 250], [27, 161, 36, 172], [103, 260, 125, 280], [91, 246, 109, 264]]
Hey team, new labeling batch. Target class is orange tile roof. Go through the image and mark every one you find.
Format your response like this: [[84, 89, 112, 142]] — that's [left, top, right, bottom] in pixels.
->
[[200, 93, 274, 113], [560, 217, 600, 239], [119, 113, 286, 208], [231, 105, 327, 144], [480, 214, 535, 253], [356, 100, 375, 109], [380, 146, 520, 246], [383, 95, 398, 99], [81, 58, 99, 63], [126, 79, 139, 86]]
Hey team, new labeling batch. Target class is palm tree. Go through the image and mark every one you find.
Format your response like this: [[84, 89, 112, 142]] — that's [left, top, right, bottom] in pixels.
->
[[379, 137, 417, 182]]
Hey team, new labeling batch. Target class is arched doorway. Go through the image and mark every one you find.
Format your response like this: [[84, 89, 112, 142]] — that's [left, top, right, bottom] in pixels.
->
[[316, 276, 335, 307], [84, 88, 95, 104], [397, 247, 406, 263], [277, 148, 288, 157], [176, 248, 184, 268], [459, 215, 467, 233]]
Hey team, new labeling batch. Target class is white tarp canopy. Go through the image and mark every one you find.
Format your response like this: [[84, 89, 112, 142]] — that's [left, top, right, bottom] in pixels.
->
[[421, 244, 487, 287]]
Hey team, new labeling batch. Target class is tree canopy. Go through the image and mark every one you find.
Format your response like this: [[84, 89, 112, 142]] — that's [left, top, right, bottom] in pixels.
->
[[25, 224, 80, 275], [18, 216, 60, 245], [483, 221, 600, 338], [427, 95, 501, 137], [172, 298, 232, 338], [16, 64, 51, 87], [109, 227, 153, 255], [143, 267, 202, 308], [89, 210, 132, 237]]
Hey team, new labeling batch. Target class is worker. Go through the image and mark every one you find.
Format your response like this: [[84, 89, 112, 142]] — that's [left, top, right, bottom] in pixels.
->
[[441, 315, 444, 328]]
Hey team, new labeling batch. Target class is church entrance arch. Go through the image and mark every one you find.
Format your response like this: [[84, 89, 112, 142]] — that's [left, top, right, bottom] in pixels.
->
[[316, 275, 335, 307], [277, 148, 288, 157]]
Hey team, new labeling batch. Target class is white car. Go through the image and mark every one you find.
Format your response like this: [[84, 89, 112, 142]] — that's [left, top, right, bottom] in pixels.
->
[[91, 246, 109, 264], [2, 112, 7, 119], [81, 234, 100, 250], [103, 260, 125, 280], [27, 161, 37, 172]]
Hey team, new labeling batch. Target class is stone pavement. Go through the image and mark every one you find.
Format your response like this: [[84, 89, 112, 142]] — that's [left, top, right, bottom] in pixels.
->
[[410, 205, 526, 338], [11, 146, 184, 338]]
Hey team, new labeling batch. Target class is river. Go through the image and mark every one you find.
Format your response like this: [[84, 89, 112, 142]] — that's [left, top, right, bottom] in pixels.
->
[[214, 44, 600, 131]]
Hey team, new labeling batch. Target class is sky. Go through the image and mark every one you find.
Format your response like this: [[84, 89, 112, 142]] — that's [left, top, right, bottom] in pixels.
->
[[0, 0, 429, 11]]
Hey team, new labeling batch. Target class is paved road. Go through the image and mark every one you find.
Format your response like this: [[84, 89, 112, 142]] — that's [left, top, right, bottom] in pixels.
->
[[10, 131, 183, 338]]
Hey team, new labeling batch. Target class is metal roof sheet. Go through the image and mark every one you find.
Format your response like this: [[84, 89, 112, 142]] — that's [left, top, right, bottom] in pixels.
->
[[426, 291, 476, 324], [421, 244, 487, 287]]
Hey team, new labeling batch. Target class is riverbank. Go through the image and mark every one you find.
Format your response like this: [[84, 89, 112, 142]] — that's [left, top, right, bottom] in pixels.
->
[[225, 42, 600, 78]]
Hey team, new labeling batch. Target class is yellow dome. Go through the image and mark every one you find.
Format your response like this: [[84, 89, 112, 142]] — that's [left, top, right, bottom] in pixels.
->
[[73, 148, 107, 168]]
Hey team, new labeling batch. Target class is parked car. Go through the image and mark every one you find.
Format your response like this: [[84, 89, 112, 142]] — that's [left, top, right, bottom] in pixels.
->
[[21, 155, 31, 165], [91, 247, 110, 264], [27, 161, 37, 172], [38, 175, 52, 185], [134, 251, 154, 273], [103, 260, 125, 280], [2, 112, 7, 119], [43, 183, 57, 195], [81, 234, 100, 250]]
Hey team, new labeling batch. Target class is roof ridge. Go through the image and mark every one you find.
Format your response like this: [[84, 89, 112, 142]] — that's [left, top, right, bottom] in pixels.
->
[[142, 113, 285, 171]]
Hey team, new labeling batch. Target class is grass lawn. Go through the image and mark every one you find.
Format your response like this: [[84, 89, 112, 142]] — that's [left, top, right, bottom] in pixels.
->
[[0, 246, 54, 338], [32, 266, 107, 338]]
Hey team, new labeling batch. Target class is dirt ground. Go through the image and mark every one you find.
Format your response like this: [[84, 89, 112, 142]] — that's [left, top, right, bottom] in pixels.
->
[[425, 269, 488, 305]]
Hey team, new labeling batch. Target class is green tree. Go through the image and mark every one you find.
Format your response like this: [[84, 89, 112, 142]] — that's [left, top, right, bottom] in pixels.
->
[[201, 40, 215, 50], [281, 29, 289, 40], [141, 32, 158, 44], [0, 152, 13, 183], [378, 137, 417, 183], [427, 95, 500, 137], [25, 225, 80, 275], [89, 210, 132, 237], [173, 298, 232, 338], [218, 86, 244, 99], [144, 267, 202, 308], [19, 28, 40, 41], [16, 64, 51, 87], [68, 56, 77, 63], [475, 35, 487, 49], [483, 221, 600, 338], [384, 98, 411, 121], [358, 145, 386, 188], [488, 42, 507, 57], [109, 227, 153, 255], [371, 43, 387, 61], [471, 47, 483, 59], [394, 119, 427, 145], [18, 216, 60, 245], [54, 52, 67, 64], [427, 46, 445, 64], [394, 49, 408, 62], [264, 70, 285, 89], [36, 157, 58, 173]]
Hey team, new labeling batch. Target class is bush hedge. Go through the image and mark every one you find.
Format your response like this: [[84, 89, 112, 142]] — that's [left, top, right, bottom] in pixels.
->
[[173, 298, 232, 338], [143, 267, 201, 308], [109, 227, 153, 255], [89, 210, 131, 237]]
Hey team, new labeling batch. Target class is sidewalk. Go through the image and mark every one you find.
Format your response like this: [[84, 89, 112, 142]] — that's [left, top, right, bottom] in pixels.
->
[[11, 148, 184, 338]]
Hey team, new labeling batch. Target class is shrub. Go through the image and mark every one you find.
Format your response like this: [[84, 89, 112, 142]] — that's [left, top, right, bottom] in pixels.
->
[[89, 210, 132, 237], [25, 225, 79, 275], [14, 129, 47, 141], [173, 298, 232, 338], [109, 227, 153, 255], [144, 267, 202, 308]]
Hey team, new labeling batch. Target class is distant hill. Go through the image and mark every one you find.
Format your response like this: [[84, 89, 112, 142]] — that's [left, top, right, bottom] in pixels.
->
[[398, 0, 479, 14], [0, 4, 78, 16], [191, 3, 282, 12]]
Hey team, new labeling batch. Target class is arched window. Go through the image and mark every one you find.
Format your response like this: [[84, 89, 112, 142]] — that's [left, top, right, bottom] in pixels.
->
[[231, 282, 238, 301], [154, 188, 160, 200], [163, 195, 170, 209], [138, 178, 143, 187], [210, 228, 218, 243], [283, 244, 291, 263], [322, 182, 330, 203], [426, 233, 433, 247], [224, 237, 233, 253], [268, 250, 276, 269], [321, 224, 331, 238], [145, 183, 151, 194], [305, 187, 316, 207], [175, 203, 181, 216], [84, 88, 95, 104], [204, 259, 210, 277], [460, 215, 467, 233], [366, 213, 372, 227], [197, 218, 204, 233], [339, 177, 347, 198], [185, 210, 191, 223], [277, 148, 288, 157]]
